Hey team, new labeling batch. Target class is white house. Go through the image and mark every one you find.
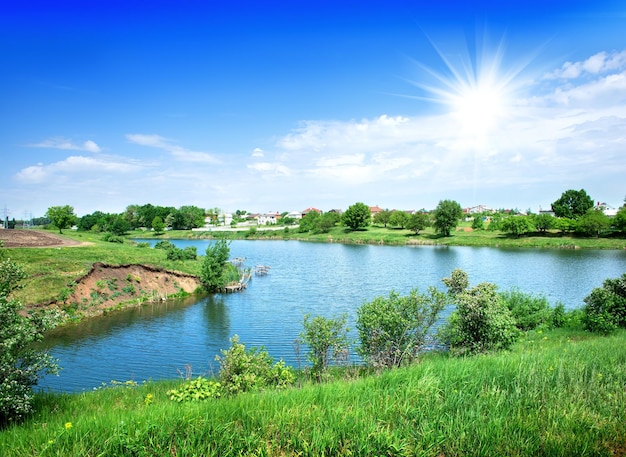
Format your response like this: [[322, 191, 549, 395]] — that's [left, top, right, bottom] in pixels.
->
[[258, 211, 281, 225]]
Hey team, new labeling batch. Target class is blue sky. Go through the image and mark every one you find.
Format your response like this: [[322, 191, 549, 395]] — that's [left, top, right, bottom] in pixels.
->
[[1, 0, 625, 218]]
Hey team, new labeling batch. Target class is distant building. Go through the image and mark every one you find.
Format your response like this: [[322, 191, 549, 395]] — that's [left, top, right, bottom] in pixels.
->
[[258, 211, 281, 225], [301, 207, 322, 217], [369, 206, 383, 216]]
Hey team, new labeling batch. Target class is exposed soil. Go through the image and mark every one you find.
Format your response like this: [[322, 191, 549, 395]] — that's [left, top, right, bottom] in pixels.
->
[[61, 263, 202, 316], [1, 229, 202, 316], [0, 229, 87, 247]]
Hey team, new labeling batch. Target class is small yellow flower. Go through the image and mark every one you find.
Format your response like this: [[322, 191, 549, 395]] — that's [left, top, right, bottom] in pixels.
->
[[64, 422, 73, 430], [48, 439, 55, 444]]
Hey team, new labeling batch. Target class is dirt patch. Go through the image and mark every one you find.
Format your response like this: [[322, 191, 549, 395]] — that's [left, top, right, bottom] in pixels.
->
[[0, 229, 87, 247], [59, 263, 202, 317]]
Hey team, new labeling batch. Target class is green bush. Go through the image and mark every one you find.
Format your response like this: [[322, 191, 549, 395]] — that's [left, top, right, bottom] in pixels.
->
[[439, 282, 519, 356], [357, 288, 447, 368], [500, 289, 552, 331], [300, 314, 350, 380], [182, 246, 197, 260], [102, 232, 124, 243], [442, 269, 468, 296], [583, 274, 626, 333], [154, 240, 176, 250], [0, 247, 60, 424], [215, 335, 294, 396]]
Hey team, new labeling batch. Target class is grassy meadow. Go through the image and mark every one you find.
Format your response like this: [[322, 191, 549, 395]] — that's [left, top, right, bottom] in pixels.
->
[[1, 328, 624, 456]]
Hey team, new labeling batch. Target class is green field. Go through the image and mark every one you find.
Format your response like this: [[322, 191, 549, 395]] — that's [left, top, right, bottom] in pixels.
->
[[1, 328, 624, 456]]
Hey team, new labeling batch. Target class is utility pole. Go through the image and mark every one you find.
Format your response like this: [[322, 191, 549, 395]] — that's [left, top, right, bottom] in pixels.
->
[[1, 205, 9, 229]]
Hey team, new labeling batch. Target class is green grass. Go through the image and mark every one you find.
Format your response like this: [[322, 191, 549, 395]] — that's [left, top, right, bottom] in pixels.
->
[[1, 328, 624, 456], [8, 231, 201, 306]]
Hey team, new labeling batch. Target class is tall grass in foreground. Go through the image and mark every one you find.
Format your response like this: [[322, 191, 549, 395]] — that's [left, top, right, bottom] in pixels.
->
[[1, 328, 625, 456]]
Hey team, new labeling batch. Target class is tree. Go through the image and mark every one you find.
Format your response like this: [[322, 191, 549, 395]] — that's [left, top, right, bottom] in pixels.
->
[[406, 212, 431, 235], [152, 216, 165, 235], [500, 216, 535, 237], [614, 206, 626, 233], [109, 215, 130, 236], [298, 211, 320, 233], [0, 243, 59, 424], [576, 210, 610, 237], [373, 209, 392, 228], [342, 202, 371, 231], [199, 239, 231, 292], [357, 288, 447, 369], [45, 205, 76, 234], [551, 189, 594, 219], [300, 314, 349, 380], [532, 213, 555, 234], [432, 200, 463, 237], [471, 215, 484, 230], [388, 210, 409, 229]]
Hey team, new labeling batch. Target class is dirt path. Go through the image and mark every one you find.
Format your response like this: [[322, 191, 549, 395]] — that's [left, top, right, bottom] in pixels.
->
[[0, 229, 88, 247]]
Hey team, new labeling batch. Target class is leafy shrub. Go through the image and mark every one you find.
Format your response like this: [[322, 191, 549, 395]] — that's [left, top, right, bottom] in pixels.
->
[[215, 335, 294, 396], [442, 269, 469, 296], [301, 314, 350, 380], [0, 250, 60, 424], [551, 302, 567, 328], [154, 240, 176, 250], [166, 247, 183, 261], [167, 377, 221, 402], [102, 232, 124, 243], [500, 289, 552, 331], [439, 282, 519, 356], [182, 246, 197, 260], [583, 274, 626, 333], [357, 288, 447, 368]]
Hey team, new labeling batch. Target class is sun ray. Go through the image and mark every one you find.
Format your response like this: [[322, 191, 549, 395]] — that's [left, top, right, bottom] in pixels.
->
[[409, 31, 536, 145]]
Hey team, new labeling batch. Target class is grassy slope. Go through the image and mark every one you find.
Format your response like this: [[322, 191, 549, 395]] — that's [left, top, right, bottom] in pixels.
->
[[8, 231, 201, 305], [1, 328, 624, 456]]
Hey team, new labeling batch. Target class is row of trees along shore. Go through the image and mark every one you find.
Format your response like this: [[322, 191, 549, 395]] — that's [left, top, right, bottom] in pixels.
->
[[35, 188, 626, 239]]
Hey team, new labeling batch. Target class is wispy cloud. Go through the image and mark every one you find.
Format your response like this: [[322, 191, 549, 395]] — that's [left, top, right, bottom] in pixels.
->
[[126, 133, 221, 164], [544, 50, 626, 80], [15, 155, 144, 184], [27, 137, 102, 153]]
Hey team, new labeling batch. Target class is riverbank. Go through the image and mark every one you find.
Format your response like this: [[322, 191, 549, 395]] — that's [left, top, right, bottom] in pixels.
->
[[150, 223, 626, 250], [4, 226, 625, 310], [2, 327, 624, 456]]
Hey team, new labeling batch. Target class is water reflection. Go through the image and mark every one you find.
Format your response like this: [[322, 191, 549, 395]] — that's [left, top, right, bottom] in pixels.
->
[[38, 240, 626, 392]]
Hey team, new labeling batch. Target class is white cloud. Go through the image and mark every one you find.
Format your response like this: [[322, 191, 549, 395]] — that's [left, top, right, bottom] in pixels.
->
[[544, 50, 626, 80], [15, 155, 143, 184], [252, 147, 264, 157], [126, 133, 221, 164], [27, 137, 102, 153]]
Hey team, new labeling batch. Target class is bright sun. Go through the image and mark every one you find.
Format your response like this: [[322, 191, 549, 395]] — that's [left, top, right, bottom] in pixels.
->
[[413, 35, 527, 142], [449, 80, 506, 135]]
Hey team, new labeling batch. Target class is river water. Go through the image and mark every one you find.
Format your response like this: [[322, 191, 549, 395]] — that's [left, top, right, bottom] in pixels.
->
[[38, 240, 625, 392]]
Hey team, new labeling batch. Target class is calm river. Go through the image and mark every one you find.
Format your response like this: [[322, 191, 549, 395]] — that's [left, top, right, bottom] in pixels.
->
[[38, 240, 625, 392]]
